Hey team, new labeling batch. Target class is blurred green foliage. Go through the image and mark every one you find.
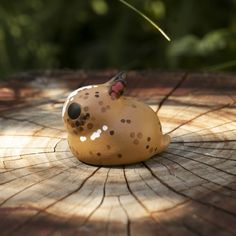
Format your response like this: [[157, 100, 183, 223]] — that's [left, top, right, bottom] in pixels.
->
[[0, 0, 236, 77]]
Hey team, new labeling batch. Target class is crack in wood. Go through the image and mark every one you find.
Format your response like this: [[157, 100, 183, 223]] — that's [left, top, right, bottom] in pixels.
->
[[168, 147, 236, 161], [156, 73, 188, 113], [42, 168, 113, 236], [136, 165, 164, 198], [1, 156, 74, 174], [118, 196, 131, 236], [165, 151, 236, 178], [0, 97, 64, 114], [77, 168, 110, 229], [142, 162, 236, 218], [173, 129, 236, 141], [171, 143, 236, 151], [157, 160, 186, 181], [1, 115, 64, 132], [0, 135, 66, 140], [0, 164, 79, 206], [136, 163, 190, 212], [33, 126, 45, 136], [161, 155, 235, 193], [0, 162, 67, 186], [7, 166, 101, 235], [123, 166, 170, 235], [172, 120, 236, 139], [0, 150, 70, 159], [123, 166, 151, 214], [53, 139, 64, 153], [190, 128, 236, 137], [172, 140, 236, 144], [168, 103, 235, 135]]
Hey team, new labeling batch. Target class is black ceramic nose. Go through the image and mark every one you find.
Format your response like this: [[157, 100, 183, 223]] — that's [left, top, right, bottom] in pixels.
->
[[68, 102, 81, 119]]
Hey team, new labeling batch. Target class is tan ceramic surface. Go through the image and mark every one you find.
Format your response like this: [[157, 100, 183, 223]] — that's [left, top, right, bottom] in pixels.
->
[[62, 77, 170, 165]]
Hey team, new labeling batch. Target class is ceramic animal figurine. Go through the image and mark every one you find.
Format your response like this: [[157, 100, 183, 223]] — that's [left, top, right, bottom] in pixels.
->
[[62, 72, 170, 166]]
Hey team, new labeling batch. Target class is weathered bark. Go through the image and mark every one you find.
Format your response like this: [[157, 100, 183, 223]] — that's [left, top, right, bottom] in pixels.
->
[[0, 71, 235, 236]]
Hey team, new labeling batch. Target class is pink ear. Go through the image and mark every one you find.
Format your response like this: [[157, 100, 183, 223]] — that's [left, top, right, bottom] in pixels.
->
[[108, 72, 127, 99], [110, 81, 125, 99]]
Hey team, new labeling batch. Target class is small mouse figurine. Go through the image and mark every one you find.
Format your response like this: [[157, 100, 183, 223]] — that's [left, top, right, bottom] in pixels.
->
[[62, 72, 170, 166]]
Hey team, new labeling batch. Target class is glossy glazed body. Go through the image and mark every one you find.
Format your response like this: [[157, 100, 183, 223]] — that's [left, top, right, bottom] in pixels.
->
[[62, 73, 170, 165]]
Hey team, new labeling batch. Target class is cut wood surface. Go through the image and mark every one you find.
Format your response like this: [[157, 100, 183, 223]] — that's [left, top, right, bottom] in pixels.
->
[[0, 70, 235, 236]]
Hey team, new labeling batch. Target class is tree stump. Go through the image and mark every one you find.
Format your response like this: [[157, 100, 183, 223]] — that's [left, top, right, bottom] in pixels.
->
[[0, 71, 235, 236]]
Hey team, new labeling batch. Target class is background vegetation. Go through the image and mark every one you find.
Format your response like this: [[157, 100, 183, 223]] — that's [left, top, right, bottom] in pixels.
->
[[0, 0, 236, 77]]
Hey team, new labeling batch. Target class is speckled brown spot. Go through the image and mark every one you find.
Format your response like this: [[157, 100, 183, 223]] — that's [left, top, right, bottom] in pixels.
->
[[75, 121, 81, 127], [106, 105, 110, 109], [137, 132, 143, 139], [146, 145, 149, 149], [71, 123, 75, 128], [130, 132, 135, 138], [95, 94, 99, 98], [109, 130, 115, 135], [133, 139, 139, 145], [79, 127, 84, 132], [84, 106, 89, 112], [121, 119, 125, 123], [80, 120, 85, 125], [106, 145, 111, 150], [98, 101, 104, 105], [101, 107, 106, 112], [126, 119, 131, 124], [97, 152, 101, 156], [87, 123, 94, 129], [91, 116, 96, 121], [147, 137, 151, 142], [149, 147, 154, 153], [89, 151, 93, 155], [118, 154, 122, 158], [85, 92, 89, 95], [95, 91, 99, 94], [132, 104, 137, 108], [67, 118, 69, 122], [81, 115, 86, 120], [85, 113, 90, 119], [73, 130, 78, 135]]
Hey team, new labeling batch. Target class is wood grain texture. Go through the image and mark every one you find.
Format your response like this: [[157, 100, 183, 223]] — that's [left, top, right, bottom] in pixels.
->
[[0, 70, 235, 236]]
